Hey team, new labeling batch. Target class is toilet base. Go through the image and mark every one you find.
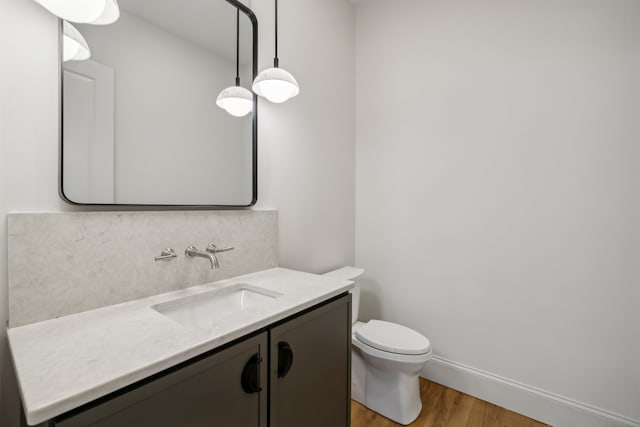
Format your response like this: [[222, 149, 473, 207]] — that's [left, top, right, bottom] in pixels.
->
[[351, 347, 425, 425], [364, 369, 422, 425]]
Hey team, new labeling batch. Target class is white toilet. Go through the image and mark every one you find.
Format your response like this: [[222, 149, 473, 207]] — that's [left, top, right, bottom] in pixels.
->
[[324, 267, 432, 425]]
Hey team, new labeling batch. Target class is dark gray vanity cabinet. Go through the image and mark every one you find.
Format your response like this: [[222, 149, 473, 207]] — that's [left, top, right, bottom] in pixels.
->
[[41, 294, 350, 427], [270, 295, 351, 427], [52, 333, 268, 427]]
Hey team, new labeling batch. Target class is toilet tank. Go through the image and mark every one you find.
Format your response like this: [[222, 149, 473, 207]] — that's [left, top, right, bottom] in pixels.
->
[[323, 267, 365, 324]]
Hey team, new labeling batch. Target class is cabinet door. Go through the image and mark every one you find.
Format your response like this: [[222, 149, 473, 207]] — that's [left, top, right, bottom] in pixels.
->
[[269, 294, 351, 427], [54, 332, 268, 427]]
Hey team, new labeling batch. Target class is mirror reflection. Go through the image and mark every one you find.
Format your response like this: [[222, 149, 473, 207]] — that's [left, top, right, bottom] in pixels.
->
[[61, 0, 256, 206]]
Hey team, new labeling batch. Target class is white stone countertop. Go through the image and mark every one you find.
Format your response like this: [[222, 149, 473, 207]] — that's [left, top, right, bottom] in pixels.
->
[[7, 268, 353, 425]]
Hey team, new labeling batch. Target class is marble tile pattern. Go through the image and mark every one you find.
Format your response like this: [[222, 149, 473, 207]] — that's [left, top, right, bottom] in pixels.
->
[[7, 268, 353, 425], [7, 211, 278, 327]]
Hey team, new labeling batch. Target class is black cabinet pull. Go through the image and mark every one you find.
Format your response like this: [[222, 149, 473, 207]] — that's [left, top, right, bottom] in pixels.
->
[[277, 342, 294, 378], [241, 353, 262, 393]]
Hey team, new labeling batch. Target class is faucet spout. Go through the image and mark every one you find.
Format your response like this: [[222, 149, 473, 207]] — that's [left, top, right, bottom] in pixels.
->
[[206, 244, 233, 270], [185, 246, 219, 269]]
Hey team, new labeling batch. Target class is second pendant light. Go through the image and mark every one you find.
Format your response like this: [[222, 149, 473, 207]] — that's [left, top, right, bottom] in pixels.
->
[[252, 0, 299, 104]]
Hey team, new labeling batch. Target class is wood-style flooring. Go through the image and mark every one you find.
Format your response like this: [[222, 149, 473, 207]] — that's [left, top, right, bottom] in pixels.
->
[[351, 378, 549, 427]]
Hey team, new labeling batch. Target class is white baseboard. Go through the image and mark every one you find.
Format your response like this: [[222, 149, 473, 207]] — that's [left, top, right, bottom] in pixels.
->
[[422, 355, 639, 427]]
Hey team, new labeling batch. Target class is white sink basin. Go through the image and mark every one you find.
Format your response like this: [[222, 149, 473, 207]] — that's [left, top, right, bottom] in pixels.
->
[[152, 284, 282, 331]]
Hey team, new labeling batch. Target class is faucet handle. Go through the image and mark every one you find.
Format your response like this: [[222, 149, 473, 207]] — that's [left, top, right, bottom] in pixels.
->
[[207, 244, 234, 254], [155, 248, 177, 262]]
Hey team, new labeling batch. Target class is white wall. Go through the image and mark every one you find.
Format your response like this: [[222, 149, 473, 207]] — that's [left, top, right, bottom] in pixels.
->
[[355, 0, 640, 426], [0, 2, 67, 425], [252, 0, 356, 273], [0, 0, 355, 426]]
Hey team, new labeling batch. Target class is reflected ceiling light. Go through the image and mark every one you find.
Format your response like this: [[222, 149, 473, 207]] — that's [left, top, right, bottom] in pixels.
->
[[33, 0, 120, 25], [62, 21, 90, 62], [217, 8, 253, 117], [252, 0, 299, 104], [88, 0, 120, 25]]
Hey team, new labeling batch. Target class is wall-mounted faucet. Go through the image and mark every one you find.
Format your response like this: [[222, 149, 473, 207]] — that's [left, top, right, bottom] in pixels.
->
[[185, 246, 218, 269]]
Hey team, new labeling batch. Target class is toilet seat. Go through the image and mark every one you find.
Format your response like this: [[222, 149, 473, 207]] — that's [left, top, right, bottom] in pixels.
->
[[352, 336, 433, 364], [354, 320, 431, 355]]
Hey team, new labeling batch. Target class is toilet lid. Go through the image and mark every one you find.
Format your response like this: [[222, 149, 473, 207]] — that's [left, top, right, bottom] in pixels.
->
[[355, 320, 431, 355]]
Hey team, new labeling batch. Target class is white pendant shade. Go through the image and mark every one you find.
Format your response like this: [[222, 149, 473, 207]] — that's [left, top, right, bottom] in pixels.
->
[[216, 86, 253, 117], [252, 67, 300, 104], [34, 0, 120, 25], [62, 21, 90, 62]]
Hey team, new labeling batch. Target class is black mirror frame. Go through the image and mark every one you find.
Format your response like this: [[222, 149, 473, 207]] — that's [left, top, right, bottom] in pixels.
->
[[58, 0, 258, 209]]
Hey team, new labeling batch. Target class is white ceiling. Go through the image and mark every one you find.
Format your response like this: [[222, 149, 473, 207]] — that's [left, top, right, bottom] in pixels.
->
[[120, 0, 253, 63]]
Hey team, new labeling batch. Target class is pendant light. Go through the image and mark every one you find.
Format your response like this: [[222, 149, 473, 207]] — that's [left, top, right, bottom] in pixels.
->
[[62, 21, 90, 62], [33, 0, 120, 25], [252, 0, 299, 103], [217, 8, 253, 117]]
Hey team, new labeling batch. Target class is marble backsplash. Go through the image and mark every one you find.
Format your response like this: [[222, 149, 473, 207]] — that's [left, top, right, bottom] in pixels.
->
[[7, 211, 278, 327]]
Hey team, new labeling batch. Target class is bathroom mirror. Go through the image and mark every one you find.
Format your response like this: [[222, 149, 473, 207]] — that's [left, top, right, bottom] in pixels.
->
[[60, 0, 257, 207]]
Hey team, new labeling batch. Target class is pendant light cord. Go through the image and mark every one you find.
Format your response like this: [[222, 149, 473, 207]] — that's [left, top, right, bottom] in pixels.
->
[[235, 8, 240, 86], [274, 0, 279, 68]]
